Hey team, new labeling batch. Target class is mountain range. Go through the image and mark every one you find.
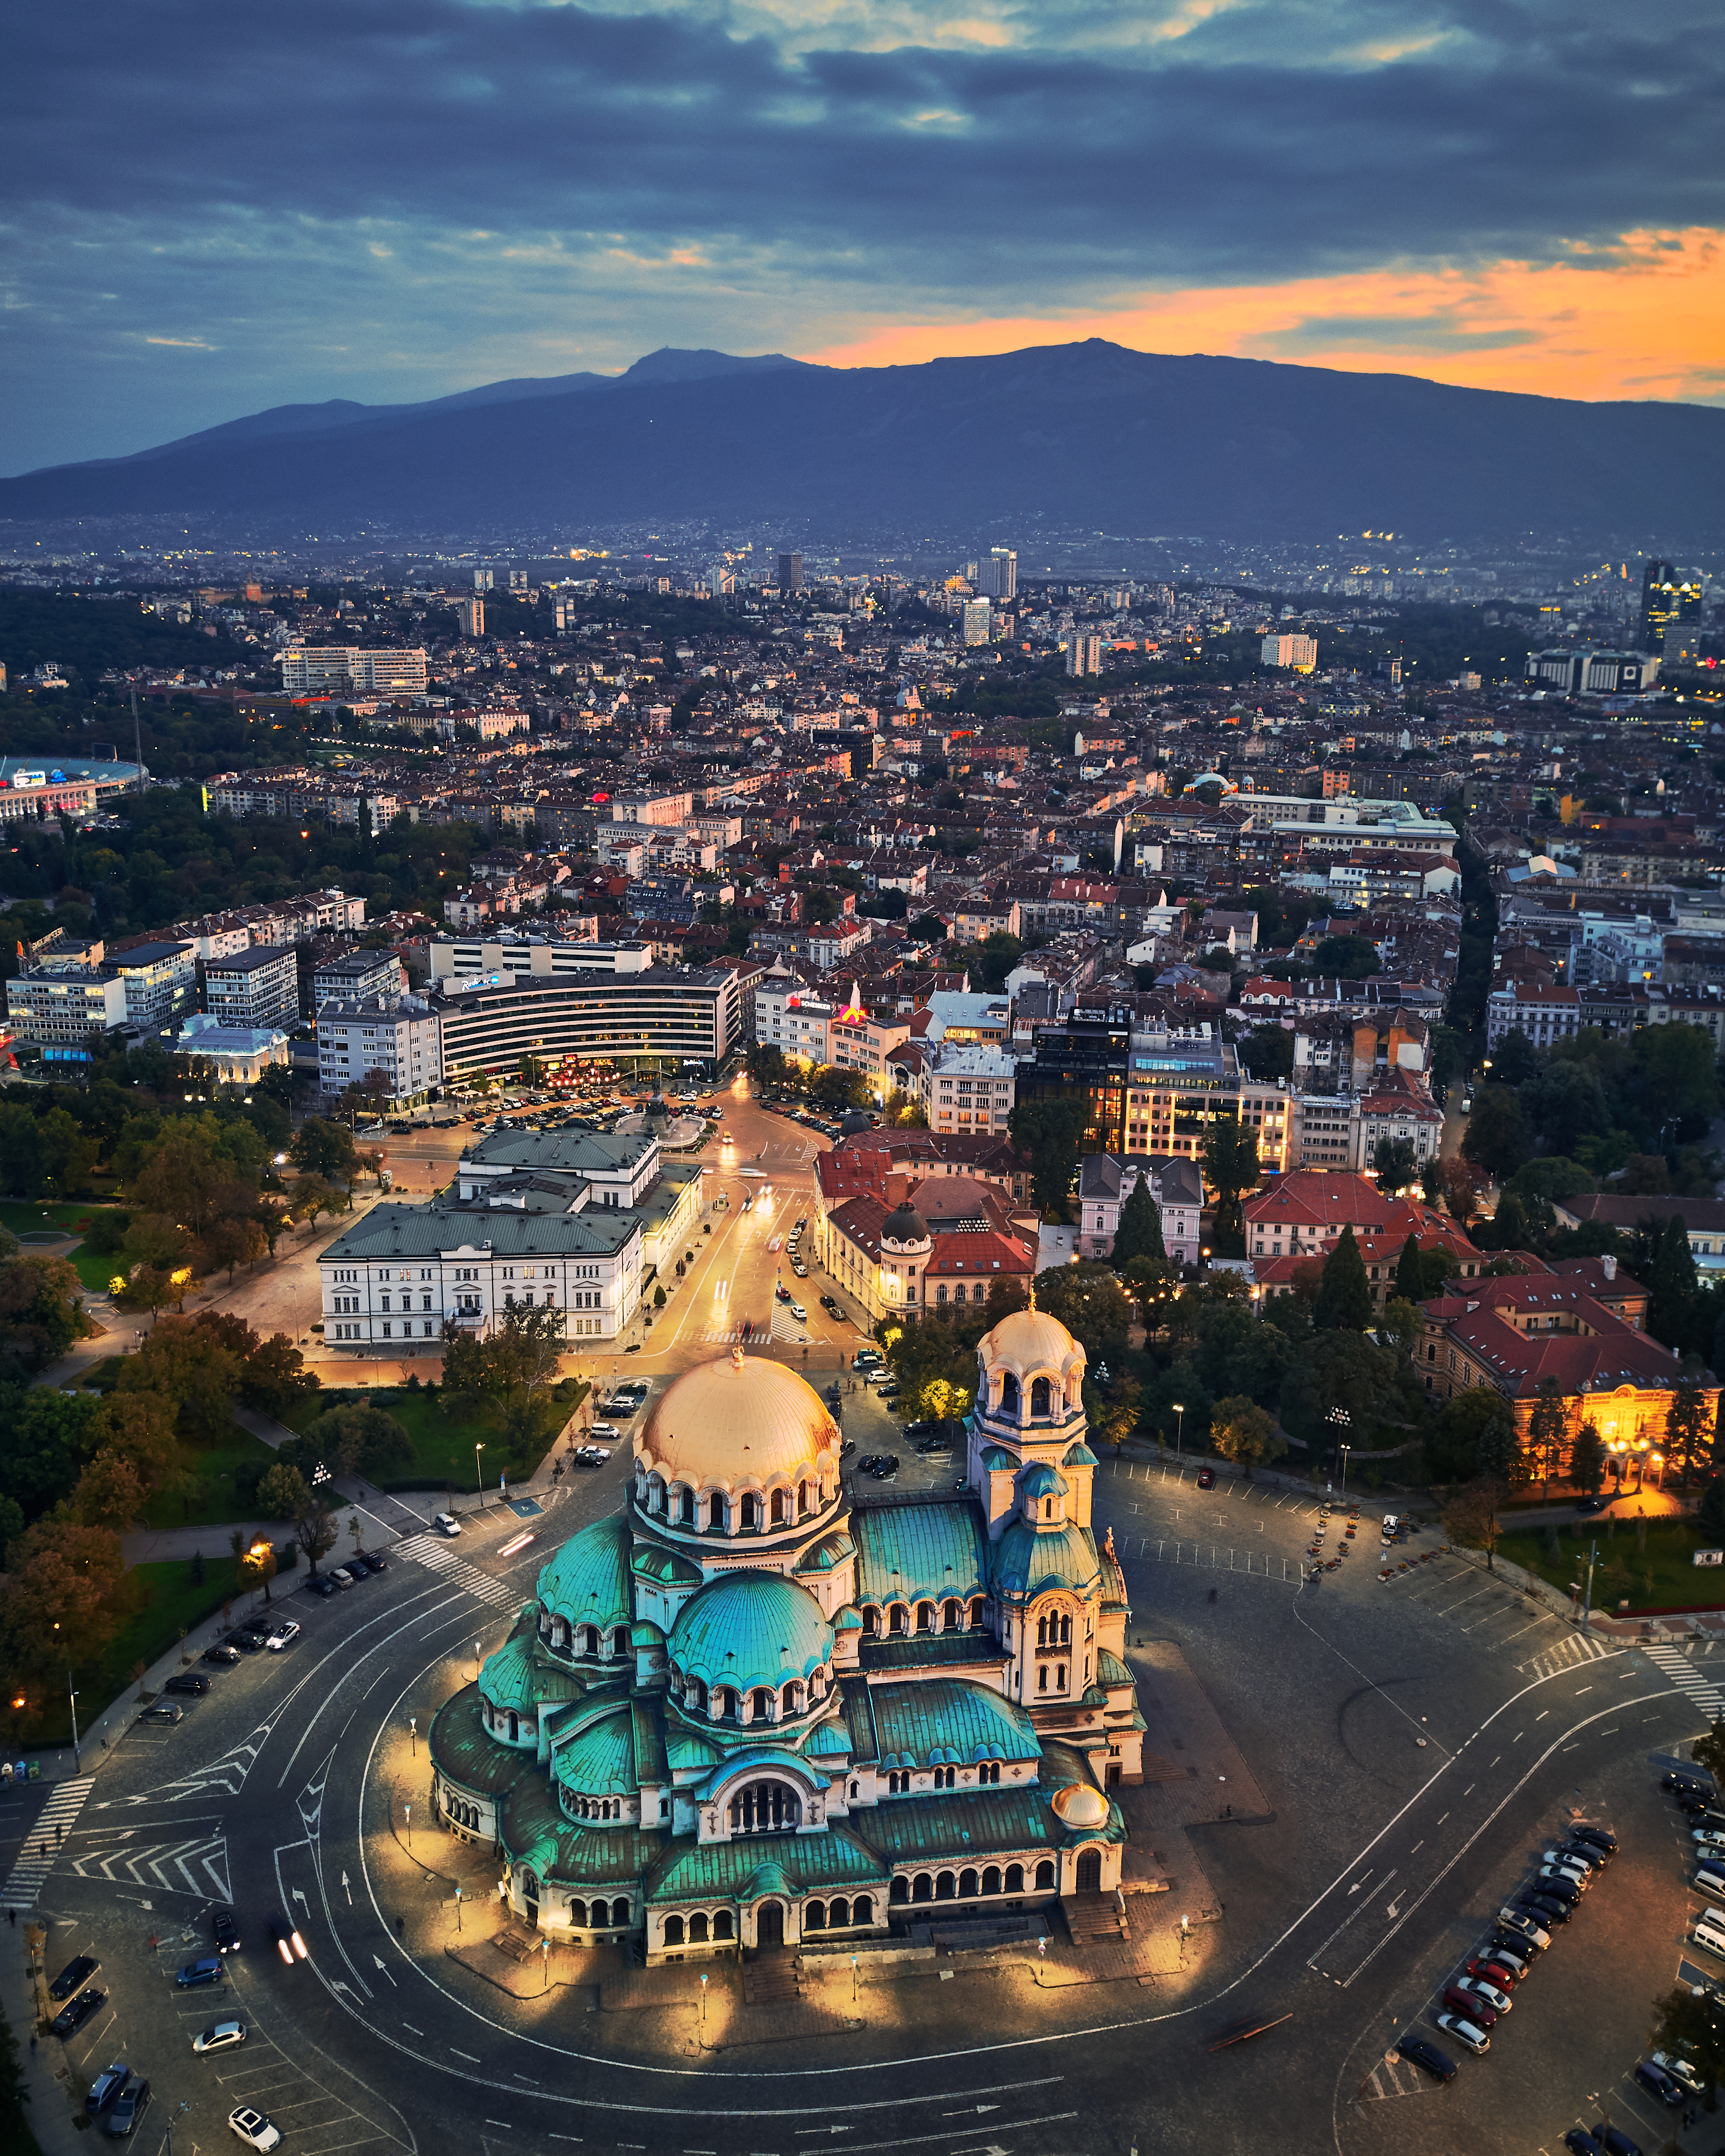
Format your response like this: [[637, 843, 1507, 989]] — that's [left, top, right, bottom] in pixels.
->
[[4, 341, 1723, 543]]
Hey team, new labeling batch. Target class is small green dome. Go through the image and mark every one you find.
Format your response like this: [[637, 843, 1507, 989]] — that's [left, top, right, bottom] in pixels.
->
[[537, 1513, 631, 1630], [991, 1519, 1101, 1599], [478, 1634, 541, 1716], [795, 1530, 856, 1575], [552, 1709, 638, 1799], [668, 1569, 833, 1693], [1062, 1441, 1099, 1467], [1019, 1463, 1069, 1500], [981, 1445, 1017, 1471]]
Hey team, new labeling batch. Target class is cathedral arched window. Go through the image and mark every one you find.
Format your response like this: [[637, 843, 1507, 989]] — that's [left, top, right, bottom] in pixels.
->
[[1030, 1376, 1052, 1418], [729, 1780, 800, 1835], [689, 1912, 709, 1943], [829, 1897, 849, 1929], [889, 1605, 907, 1636], [797, 1481, 809, 1517], [983, 1865, 1002, 1895], [770, 1488, 786, 1526], [1035, 1860, 1055, 1890], [1005, 1863, 1025, 1893], [917, 1601, 935, 1632], [708, 1492, 726, 1531], [780, 1681, 802, 1717], [713, 1910, 734, 1940], [741, 1494, 761, 1530], [863, 1606, 881, 1636], [852, 1895, 873, 1926], [713, 1686, 737, 1722], [678, 1486, 695, 1526], [959, 1868, 978, 1899], [570, 1898, 588, 1927], [1000, 1371, 1020, 1416], [750, 1687, 774, 1723], [805, 1900, 827, 1931], [663, 1914, 684, 1946], [943, 1599, 963, 1630]]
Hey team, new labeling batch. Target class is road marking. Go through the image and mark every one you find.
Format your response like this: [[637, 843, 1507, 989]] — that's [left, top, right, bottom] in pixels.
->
[[451, 2047, 482, 2061], [1535, 1711, 1550, 1722]]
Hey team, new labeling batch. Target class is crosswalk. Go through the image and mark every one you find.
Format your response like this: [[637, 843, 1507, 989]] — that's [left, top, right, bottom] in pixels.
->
[[1644, 1641, 1725, 1725], [398, 1534, 524, 1613], [1, 1775, 93, 1910], [1518, 1632, 1616, 1682]]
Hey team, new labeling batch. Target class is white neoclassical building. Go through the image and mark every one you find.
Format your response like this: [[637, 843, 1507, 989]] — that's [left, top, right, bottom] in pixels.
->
[[429, 1301, 1145, 1962]]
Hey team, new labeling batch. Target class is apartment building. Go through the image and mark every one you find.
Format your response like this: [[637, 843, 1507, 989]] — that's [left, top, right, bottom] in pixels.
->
[[918, 1040, 1016, 1135], [1075, 1154, 1204, 1263], [433, 967, 738, 1083], [312, 949, 405, 1010], [203, 944, 299, 1030], [5, 967, 127, 1057], [106, 940, 197, 1032], [317, 996, 444, 1102]]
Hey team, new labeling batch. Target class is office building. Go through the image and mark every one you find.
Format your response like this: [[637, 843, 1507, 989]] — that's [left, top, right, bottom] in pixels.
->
[[105, 940, 196, 1032], [474, 569, 494, 592], [1641, 562, 1704, 655], [1260, 634, 1319, 672], [203, 944, 299, 1030], [1525, 648, 1661, 696], [961, 600, 992, 647], [277, 647, 429, 697], [777, 552, 803, 594], [978, 548, 1017, 601], [429, 936, 654, 983], [317, 995, 443, 1102], [5, 967, 127, 1058], [1065, 632, 1103, 677], [313, 949, 406, 1010], [176, 1013, 291, 1085], [433, 967, 740, 1084]]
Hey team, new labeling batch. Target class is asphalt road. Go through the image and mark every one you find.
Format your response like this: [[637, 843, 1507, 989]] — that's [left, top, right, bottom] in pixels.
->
[[10, 1431, 1725, 2156]]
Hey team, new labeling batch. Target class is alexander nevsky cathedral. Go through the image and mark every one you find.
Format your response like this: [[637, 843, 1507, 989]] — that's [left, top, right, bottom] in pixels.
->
[[429, 1301, 1146, 1961]]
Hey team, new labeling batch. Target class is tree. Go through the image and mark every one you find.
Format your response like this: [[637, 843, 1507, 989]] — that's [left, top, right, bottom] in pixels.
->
[[0, 1965, 33, 2149], [206, 1216, 266, 1282], [1441, 1155, 1486, 1224], [1313, 1228, 1373, 1333], [256, 1462, 312, 1520], [1236, 1027, 1294, 1082], [0, 1516, 136, 1701], [1569, 1420, 1606, 1497], [1192, 1299, 1292, 1407], [70, 1447, 149, 1531], [117, 1317, 243, 1442], [810, 1065, 873, 1110], [1379, 1296, 1422, 1360], [1031, 1265, 1134, 1360], [1279, 1331, 1411, 1449], [1462, 1087, 1530, 1181], [1201, 1113, 1262, 1246], [1419, 1158, 1444, 1208], [1424, 1386, 1512, 1484], [1209, 1395, 1287, 1480], [291, 1118, 359, 1184], [1009, 1097, 1090, 1219], [1647, 1981, 1725, 2109], [441, 1304, 570, 1458], [1122, 1253, 1185, 1336], [1111, 1178, 1165, 1269], [1093, 1373, 1143, 1457], [89, 1390, 182, 1499], [240, 1536, 279, 1602], [1394, 1233, 1424, 1304], [1372, 1136, 1418, 1192], [293, 1403, 413, 1481], [294, 1494, 339, 1575], [0, 1387, 101, 1520], [1443, 1480, 1506, 1571], [1311, 934, 1380, 980], [292, 1175, 335, 1229], [0, 1252, 86, 1376], [1666, 1371, 1716, 1488], [1474, 1412, 1526, 1494], [1526, 1377, 1570, 1502], [241, 1335, 321, 1419], [1487, 1027, 1540, 1086], [1646, 1215, 1700, 1348]]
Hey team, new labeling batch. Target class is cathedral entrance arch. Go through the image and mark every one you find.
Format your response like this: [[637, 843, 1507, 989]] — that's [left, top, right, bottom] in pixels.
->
[[1075, 1849, 1102, 1894], [757, 1899, 785, 1948]]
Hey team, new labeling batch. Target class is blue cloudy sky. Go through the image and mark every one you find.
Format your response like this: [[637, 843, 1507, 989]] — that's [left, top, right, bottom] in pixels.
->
[[3, 0, 1721, 472]]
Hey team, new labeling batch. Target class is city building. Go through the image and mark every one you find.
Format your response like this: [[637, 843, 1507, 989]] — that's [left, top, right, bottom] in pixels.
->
[[1017, 1014, 1291, 1170], [429, 937, 656, 984], [433, 967, 740, 1084], [1066, 633, 1103, 678], [978, 549, 1017, 601], [458, 596, 486, 637], [1525, 648, 1661, 696], [1074, 1155, 1204, 1264], [0, 757, 145, 825], [1243, 1172, 1481, 1302], [4, 966, 126, 1058], [203, 944, 299, 1030], [105, 939, 196, 1033], [754, 981, 835, 1067], [918, 1040, 1016, 1135], [1550, 1194, 1725, 1280], [427, 1305, 1143, 1960], [777, 552, 804, 594], [277, 647, 429, 696], [1641, 562, 1704, 655], [961, 600, 992, 647], [175, 1013, 291, 1085], [312, 948, 405, 1010], [317, 996, 444, 1103], [1259, 634, 1318, 672]]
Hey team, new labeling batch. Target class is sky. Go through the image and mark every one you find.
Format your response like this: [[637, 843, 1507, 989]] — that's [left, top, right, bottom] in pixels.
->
[[4, 0, 1723, 474]]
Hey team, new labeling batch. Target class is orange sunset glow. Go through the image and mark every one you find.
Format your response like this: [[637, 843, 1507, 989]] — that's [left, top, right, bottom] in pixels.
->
[[808, 229, 1725, 404]]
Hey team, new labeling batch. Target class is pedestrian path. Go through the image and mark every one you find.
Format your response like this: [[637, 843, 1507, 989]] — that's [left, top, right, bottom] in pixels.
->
[[0, 1776, 94, 1910], [397, 1535, 523, 1613], [1517, 1632, 1616, 1682], [1644, 1641, 1725, 1724]]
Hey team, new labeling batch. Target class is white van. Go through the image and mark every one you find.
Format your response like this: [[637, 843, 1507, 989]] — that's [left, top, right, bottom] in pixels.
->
[[431, 1512, 462, 1538], [1692, 1909, 1725, 1960]]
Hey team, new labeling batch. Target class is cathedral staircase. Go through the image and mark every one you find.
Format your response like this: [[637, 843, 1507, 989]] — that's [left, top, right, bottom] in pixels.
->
[[1061, 1894, 1131, 1947], [742, 1948, 804, 2004]]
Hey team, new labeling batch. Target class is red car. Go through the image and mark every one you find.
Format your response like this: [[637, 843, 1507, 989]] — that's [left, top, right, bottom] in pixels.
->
[[1196, 1467, 1216, 1489], [1440, 1986, 1497, 2030], [1465, 1956, 1520, 1990]]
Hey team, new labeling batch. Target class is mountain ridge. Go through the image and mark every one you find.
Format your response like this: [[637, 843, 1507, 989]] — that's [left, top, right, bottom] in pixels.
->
[[5, 340, 1723, 543]]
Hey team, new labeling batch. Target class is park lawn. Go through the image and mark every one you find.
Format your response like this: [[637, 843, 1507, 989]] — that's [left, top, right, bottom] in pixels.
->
[[284, 1386, 515, 1489], [0, 1200, 114, 1237], [30, 1553, 249, 1745], [79, 1355, 126, 1391], [70, 1242, 119, 1294], [142, 1421, 283, 1530], [1496, 1514, 1725, 1612]]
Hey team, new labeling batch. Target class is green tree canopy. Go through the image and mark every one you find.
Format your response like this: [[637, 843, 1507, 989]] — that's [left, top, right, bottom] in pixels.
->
[[1111, 1176, 1165, 1269], [1313, 1227, 1373, 1333], [1462, 1087, 1530, 1180], [1009, 1097, 1090, 1218], [1208, 1395, 1286, 1479], [1279, 1330, 1411, 1448], [1201, 1113, 1262, 1247]]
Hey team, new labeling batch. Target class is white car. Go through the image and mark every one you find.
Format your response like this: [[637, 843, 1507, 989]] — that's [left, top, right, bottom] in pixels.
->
[[1539, 1856, 1589, 1887], [589, 1423, 620, 1442], [788, 1302, 806, 1321], [264, 1622, 300, 1652], [1693, 1828, 1725, 1850], [432, 1513, 462, 1537], [1453, 1976, 1511, 2015], [1433, 2011, 1490, 2056], [1652, 2050, 1704, 2096], [229, 2108, 282, 2152]]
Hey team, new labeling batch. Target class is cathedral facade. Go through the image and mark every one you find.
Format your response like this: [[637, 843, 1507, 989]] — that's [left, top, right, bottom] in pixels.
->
[[428, 1302, 1144, 1961]]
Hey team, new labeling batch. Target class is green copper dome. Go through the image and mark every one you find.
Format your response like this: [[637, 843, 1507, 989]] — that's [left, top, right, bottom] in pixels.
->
[[990, 1519, 1101, 1599], [537, 1513, 632, 1630], [668, 1569, 833, 1693], [480, 1634, 580, 1717]]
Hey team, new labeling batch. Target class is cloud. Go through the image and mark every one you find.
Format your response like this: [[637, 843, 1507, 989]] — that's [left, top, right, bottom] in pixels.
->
[[2, 0, 1723, 468]]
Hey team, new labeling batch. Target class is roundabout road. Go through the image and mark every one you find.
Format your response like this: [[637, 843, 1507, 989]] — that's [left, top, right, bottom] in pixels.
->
[[26, 1451, 1725, 2156]]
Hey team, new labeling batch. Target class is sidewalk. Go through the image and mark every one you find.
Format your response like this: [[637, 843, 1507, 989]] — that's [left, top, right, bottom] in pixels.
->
[[2, 1921, 87, 2156]]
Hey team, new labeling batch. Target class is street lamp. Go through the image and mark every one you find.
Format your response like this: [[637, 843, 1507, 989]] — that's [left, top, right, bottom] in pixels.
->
[[1338, 1443, 1352, 1498], [474, 1441, 486, 1504], [51, 1622, 80, 1771], [408, 1714, 417, 1757], [1172, 1402, 1185, 1459]]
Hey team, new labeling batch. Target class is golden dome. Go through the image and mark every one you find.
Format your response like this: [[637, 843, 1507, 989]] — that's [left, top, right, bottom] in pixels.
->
[[1052, 1782, 1110, 1830], [637, 1348, 839, 1492], [978, 1304, 1086, 1381]]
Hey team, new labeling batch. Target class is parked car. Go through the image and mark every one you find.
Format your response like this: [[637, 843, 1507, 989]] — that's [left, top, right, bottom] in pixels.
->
[[326, 1567, 355, 1589], [574, 1445, 610, 1467], [1535, 1866, 1586, 1898], [176, 1958, 224, 1989], [1590, 2128, 1644, 2156], [774, 1285, 792, 1304], [1518, 1892, 1572, 1926], [1564, 2135, 1605, 2156], [87, 2062, 130, 2116], [788, 1302, 806, 1321], [1433, 2011, 1490, 2055], [106, 2075, 150, 2139], [211, 1909, 240, 1954], [1393, 2034, 1456, 2083], [1693, 1828, 1725, 1851], [432, 1513, 462, 1536], [193, 2020, 247, 2055], [225, 1630, 267, 1653], [162, 1673, 210, 1696], [353, 1550, 388, 1574], [1465, 1957, 1521, 1992], [52, 1988, 105, 2037], [588, 1422, 620, 1442], [137, 1702, 182, 1725], [1544, 1845, 1598, 1874], [303, 1575, 338, 1599], [1633, 2059, 1685, 2107], [228, 2106, 284, 2152], [1452, 1975, 1511, 2015], [264, 1621, 301, 1651], [1569, 1825, 1619, 1855], [1482, 1938, 1533, 1977], [49, 1954, 100, 2001], [1440, 1986, 1497, 2030], [1650, 2051, 1704, 2097], [1574, 1495, 1612, 1514], [1495, 1909, 1550, 1949], [203, 1644, 243, 1667], [1195, 1466, 1217, 1489]]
